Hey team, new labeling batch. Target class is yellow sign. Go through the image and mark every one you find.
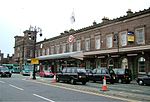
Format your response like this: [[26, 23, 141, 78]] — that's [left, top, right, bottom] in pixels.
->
[[31, 58, 39, 64], [128, 35, 134, 42]]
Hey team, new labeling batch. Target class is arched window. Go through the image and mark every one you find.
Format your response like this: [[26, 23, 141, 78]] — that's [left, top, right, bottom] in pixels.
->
[[121, 58, 128, 69], [138, 57, 146, 74], [108, 59, 114, 69]]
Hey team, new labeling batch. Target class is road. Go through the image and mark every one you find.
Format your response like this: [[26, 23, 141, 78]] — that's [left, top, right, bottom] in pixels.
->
[[0, 74, 128, 102]]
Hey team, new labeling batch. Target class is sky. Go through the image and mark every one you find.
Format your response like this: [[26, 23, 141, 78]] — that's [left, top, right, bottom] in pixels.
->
[[0, 0, 150, 57]]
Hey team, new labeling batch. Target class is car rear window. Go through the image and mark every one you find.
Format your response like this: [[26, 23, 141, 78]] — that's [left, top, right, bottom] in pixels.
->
[[77, 68, 86, 73], [117, 69, 125, 74]]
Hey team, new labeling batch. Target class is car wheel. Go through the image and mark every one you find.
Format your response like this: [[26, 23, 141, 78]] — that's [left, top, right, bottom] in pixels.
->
[[138, 80, 144, 85], [70, 78, 76, 85], [82, 81, 86, 85], [126, 81, 130, 84]]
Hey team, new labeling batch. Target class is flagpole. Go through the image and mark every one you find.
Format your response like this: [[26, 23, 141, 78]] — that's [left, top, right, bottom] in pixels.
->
[[70, 9, 75, 29]]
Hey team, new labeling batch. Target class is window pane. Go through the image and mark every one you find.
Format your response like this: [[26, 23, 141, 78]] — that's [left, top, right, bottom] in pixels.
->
[[121, 32, 127, 46], [62, 44, 66, 53], [95, 36, 100, 49], [136, 28, 145, 44], [77, 40, 81, 51], [107, 35, 112, 48], [69, 43, 73, 52], [85, 38, 90, 51]]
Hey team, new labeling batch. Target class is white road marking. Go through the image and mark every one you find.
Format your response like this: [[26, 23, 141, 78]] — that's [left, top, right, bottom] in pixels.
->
[[132, 89, 142, 92], [0, 81, 5, 83], [9, 84, 24, 91], [33, 94, 55, 102], [28, 80, 138, 102]]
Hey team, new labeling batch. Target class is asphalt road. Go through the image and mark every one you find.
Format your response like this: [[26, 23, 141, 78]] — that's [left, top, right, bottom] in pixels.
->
[[0, 74, 127, 102]]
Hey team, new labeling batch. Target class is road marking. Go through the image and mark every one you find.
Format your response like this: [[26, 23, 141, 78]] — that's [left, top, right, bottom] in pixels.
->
[[0, 81, 5, 83], [9, 84, 24, 91], [27, 80, 138, 102], [132, 89, 142, 92], [33, 94, 55, 102]]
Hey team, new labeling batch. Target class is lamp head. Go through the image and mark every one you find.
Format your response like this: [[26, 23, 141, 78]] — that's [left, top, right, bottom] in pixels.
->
[[39, 33, 42, 37]]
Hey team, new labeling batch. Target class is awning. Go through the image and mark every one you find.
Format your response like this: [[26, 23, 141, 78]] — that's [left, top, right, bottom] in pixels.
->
[[36, 51, 84, 60]]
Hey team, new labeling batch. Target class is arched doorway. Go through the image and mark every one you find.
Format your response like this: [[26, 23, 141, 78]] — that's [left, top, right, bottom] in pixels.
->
[[138, 57, 146, 74], [121, 58, 128, 69]]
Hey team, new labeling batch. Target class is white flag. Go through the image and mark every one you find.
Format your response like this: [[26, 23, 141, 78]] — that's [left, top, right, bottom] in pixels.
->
[[70, 10, 75, 24]]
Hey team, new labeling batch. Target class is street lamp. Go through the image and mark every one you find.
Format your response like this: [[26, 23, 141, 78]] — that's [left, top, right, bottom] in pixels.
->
[[29, 26, 42, 80]]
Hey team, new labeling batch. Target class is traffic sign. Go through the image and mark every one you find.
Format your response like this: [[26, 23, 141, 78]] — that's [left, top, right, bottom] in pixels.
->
[[68, 35, 74, 43]]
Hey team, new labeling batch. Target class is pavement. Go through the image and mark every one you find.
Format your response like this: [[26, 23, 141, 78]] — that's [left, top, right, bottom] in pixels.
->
[[27, 76, 150, 102]]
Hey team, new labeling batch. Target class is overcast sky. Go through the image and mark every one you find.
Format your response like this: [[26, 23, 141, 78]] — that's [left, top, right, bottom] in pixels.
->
[[0, 0, 150, 57]]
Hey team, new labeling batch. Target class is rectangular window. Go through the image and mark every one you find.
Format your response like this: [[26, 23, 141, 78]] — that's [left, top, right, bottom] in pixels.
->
[[46, 48, 49, 55], [106, 35, 112, 48], [69, 43, 73, 52], [56, 45, 60, 54], [51, 46, 54, 54], [120, 31, 127, 46], [62, 44, 66, 53], [85, 38, 90, 51], [135, 27, 145, 45], [42, 49, 45, 56], [38, 50, 40, 56], [77, 40, 81, 51], [95, 35, 100, 49]]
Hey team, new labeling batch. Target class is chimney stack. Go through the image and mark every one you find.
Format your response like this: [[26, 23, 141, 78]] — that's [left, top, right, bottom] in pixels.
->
[[126, 9, 133, 16], [102, 17, 109, 23]]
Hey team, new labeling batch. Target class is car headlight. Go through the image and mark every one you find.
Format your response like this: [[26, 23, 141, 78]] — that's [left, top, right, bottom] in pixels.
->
[[79, 76, 82, 78]]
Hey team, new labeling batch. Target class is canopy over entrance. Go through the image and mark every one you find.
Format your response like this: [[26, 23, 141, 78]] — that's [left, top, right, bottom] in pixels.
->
[[36, 51, 84, 60]]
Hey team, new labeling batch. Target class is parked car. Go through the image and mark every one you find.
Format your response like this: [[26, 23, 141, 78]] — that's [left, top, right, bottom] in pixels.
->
[[113, 68, 132, 84], [39, 69, 54, 78], [85, 69, 93, 80], [22, 65, 33, 76], [56, 67, 89, 85], [136, 72, 150, 85], [11, 67, 20, 73], [89, 68, 116, 84], [0, 66, 12, 77]]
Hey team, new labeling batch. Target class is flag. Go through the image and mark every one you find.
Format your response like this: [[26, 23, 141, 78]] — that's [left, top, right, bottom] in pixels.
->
[[70, 10, 75, 24]]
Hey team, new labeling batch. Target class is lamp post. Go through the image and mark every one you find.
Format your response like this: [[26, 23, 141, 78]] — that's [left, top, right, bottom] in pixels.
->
[[29, 26, 42, 80]]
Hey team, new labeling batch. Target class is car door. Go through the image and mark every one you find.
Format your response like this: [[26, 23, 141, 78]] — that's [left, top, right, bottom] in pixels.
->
[[59, 68, 67, 81], [65, 68, 72, 81]]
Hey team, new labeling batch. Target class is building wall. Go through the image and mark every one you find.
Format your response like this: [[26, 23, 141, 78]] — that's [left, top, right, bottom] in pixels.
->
[[14, 8, 150, 77]]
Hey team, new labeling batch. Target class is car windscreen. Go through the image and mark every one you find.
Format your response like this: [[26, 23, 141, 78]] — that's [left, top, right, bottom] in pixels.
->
[[0, 67, 9, 71]]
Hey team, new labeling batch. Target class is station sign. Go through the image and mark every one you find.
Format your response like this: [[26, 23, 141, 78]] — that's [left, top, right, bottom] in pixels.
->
[[127, 31, 134, 42], [31, 58, 39, 64]]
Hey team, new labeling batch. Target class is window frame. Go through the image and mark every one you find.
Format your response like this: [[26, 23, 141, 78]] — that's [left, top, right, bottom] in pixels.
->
[[120, 31, 127, 47], [76, 40, 81, 51], [85, 38, 90, 51], [106, 34, 113, 48], [95, 35, 101, 49], [62, 43, 66, 53], [135, 27, 145, 45], [69, 43, 73, 52], [56, 45, 60, 54], [51, 46, 54, 54]]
